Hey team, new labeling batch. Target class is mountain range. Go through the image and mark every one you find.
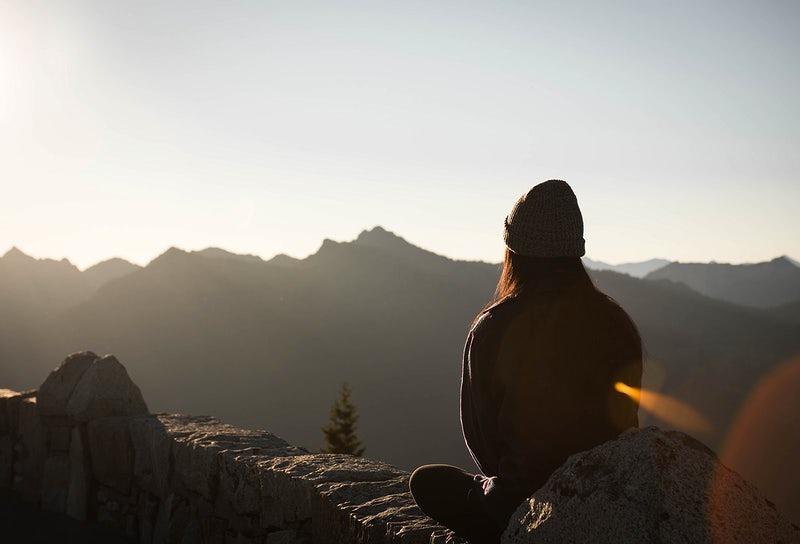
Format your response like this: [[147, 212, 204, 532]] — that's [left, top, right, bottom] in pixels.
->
[[582, 257, 672, 278], [2, 228, 799, 520], [645, 257, 800, 308]]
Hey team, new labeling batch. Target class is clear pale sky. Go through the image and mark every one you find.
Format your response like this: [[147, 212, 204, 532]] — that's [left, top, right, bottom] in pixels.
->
[[2, 1, 798, 270]]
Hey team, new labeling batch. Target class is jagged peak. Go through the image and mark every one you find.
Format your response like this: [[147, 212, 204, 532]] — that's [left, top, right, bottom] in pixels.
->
[[354, 226, 411, 249], [2, 246, 34, 261], [1, 246, 79, 271], [194, 247, 264, 263], [147, 246, 193, 267], [772, 255, 797, 267]]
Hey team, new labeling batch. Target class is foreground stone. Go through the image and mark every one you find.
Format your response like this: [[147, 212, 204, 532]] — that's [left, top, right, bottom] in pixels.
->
[[4, 352, 468, 543], [502, 427, 800, 544], [37, 351, 98, 418], [66, 355, 148, 421]]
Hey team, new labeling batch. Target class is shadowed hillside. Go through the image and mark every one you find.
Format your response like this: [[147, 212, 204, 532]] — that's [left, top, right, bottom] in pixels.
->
[[646, 257, 800, 308], [1, 229, 799, 491], [583, 257, 671, 278]]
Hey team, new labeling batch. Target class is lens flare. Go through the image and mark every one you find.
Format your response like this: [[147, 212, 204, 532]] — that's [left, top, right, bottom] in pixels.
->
[[615, 382, 712, 434], [715, 356, 800, 525]]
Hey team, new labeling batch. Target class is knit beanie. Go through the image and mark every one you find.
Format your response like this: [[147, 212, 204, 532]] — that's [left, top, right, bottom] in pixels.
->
[[503, 179, 585, 257]]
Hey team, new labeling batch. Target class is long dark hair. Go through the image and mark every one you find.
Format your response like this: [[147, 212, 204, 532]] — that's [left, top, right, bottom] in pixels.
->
[[476, 248, 643, 364], [490, 248, 595, 303]]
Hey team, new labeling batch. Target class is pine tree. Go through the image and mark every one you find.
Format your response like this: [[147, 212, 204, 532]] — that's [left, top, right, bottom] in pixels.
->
[[320, 381, 365, 456]]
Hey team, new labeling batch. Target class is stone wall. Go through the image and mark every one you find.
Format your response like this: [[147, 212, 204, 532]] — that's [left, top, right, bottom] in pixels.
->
[[0, 352, 460, 544]]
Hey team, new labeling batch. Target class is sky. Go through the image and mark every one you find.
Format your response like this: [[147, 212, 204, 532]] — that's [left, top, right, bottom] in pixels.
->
[[1, 0, 798, 270]]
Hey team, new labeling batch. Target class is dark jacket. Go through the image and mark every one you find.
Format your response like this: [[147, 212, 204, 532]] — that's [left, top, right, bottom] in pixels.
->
[[460, 283, 642, 525]]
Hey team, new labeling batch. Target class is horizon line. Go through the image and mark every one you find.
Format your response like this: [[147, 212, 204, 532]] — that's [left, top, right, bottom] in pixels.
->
[[2, 226, 797, 272]]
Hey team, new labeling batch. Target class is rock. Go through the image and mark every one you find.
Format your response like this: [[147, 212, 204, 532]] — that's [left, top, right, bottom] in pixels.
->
[[130, 415, 174, 498], [265, 529, 311, 544], [87, 416, 135, 494], [502, 427, 800, 544], [0, 388, 21, 434], [38, 351, 97, 418], [41, 454, 70, 513], [2, 389, 36, 436], [48, 425, 72, 452], [16, 397, 47, 502], [0, 434, 14, 488], [66, 426, 89, 520], [153, 492, 174, 544], [217, 451, 263, 519], [258, 454, 406, 529], [312, 477, 439, 544], [65, 355, 149, 422]]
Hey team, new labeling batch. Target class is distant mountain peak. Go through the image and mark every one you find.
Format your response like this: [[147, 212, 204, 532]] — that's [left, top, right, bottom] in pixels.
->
[[194, 247, 264, 263], [2, 246, 33, 261], [772, 256, 797, 267], [354, 226, 414, 250], [148, 246, 193, 267], [583, 257, 671, 278], [267, 253, 300, 267]]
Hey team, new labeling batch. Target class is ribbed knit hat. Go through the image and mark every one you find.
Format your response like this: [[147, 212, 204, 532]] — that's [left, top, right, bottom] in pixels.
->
[[503, 179, 585, 257]]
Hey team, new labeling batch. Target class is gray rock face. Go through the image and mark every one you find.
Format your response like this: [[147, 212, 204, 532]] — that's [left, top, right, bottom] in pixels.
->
[[41, 454, 70, 512], [66, 426, 89, 520], [503, 427, 800, 544], [87, 416, 135, 494], [16, 397, 47, 502], [37, 351, 98, 417], [65, 355, 148, 422]]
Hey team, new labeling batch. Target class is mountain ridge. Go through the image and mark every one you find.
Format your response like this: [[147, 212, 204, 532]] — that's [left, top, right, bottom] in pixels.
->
[[3, 234, 795, 275]]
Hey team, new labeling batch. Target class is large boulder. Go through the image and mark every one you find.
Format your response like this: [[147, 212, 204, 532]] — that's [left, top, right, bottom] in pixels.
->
[[503, 427, 800, 543], [65, 355, 149, 422], [37, 351, 98, 418]]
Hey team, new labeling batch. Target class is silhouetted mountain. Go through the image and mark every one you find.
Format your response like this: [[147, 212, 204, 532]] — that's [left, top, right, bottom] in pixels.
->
[[583, 257, 671, 278], [267, 254, 301, 267], [195, 247, 265, 263], [646, 257, 800, 308], [0, 247, 87, 316], [1, 231, 798, 513], [83, 258, 141, 293], [0, 248, 88, 386]]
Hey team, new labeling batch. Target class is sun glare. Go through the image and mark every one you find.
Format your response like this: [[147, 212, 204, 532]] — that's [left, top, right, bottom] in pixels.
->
[[615, 382, 712, 434]]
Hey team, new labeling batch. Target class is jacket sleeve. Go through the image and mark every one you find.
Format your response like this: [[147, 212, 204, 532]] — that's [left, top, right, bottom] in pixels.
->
[[461, 309, 533, 528], [460, 311, 505, 478]]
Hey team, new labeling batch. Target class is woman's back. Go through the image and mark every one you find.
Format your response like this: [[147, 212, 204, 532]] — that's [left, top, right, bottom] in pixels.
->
[[462, 280, 642, 494]]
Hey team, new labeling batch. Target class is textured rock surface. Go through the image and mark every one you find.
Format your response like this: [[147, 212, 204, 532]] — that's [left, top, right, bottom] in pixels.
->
[[41, 454, 70, 513], [0, 388, 18, 434], [503, 427, 800, 544], [16, 398, 47, 502], [87, 416, 135, 494], [37, 351, 97, 418], [66, 426, 89, 520], [66, 355, 148, 421]]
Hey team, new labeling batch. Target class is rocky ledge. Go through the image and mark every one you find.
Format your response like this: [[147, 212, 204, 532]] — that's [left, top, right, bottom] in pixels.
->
[[1, 352, 798, 543]]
